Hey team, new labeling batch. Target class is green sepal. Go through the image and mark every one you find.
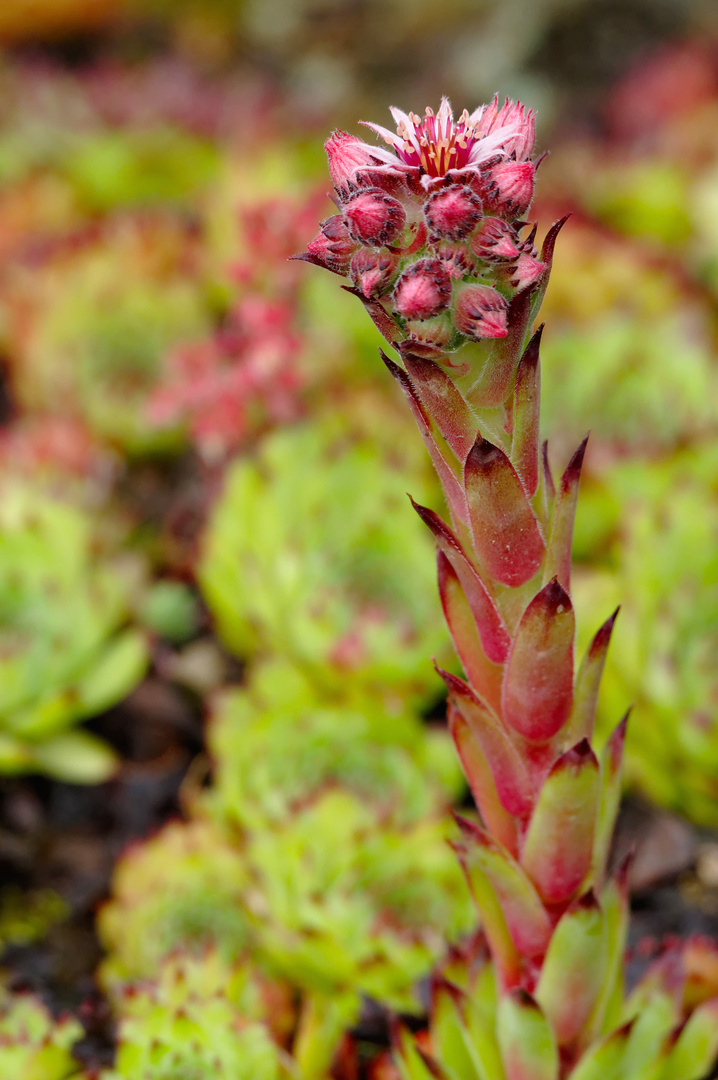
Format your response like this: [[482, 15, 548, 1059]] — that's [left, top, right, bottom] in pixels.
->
[[497, 988, 559, 1080]]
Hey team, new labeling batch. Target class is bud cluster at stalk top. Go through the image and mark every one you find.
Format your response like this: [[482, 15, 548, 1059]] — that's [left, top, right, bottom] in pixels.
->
[[304, 97, 544, 358]]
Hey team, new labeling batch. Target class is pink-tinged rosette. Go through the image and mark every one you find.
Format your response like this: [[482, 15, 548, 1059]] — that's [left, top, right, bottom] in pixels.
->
[[302, 97, 544, 362]]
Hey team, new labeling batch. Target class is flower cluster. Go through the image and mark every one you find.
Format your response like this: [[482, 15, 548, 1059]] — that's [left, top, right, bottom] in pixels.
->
[[303, 97, 544, 359]]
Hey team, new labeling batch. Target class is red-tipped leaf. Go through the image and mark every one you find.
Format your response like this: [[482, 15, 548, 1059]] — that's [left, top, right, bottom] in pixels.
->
[[543, 435, 588, 591], [502, 578, 575, 742], [442, 669, 534, 820], [464, 436, 545, 587], [522, 740, 600, 904], [403, 353, 478, 462], [437, 551, 503, 715], [511, 326, 542, 497], [568, 607, 619, 743], [411, 498, 511, 662]]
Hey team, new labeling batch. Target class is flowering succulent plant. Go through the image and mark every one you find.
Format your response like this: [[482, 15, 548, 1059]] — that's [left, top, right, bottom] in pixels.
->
[[303, 99, 718, 1079]]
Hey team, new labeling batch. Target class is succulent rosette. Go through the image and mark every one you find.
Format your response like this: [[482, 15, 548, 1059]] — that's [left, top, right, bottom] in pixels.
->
[[302, 99, 718, 1080]]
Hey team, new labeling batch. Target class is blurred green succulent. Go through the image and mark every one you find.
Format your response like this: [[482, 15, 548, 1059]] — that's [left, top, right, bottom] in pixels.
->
[[4, 215, 209, 453], [0, 985, 84, 1080], [0, 482, 147, 780], [539, 223, 717, 455], [103, 950, 280, 1080], [573, 446, 718, 824], [98, 818, 251, 995], [199, 421, 451, 708], [204, 656, 463, 830]]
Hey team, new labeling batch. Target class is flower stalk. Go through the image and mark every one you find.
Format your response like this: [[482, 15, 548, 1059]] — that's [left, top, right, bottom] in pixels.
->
[[302, 97, 718, 1078]]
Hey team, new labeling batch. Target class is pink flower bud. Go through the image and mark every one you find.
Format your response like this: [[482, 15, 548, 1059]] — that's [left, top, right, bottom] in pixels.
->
[[306, 215, 357, 272], [325, 130, 381, 189], [424, 184, 483, 240], [434, 242, 476, 280], [350, 249, 399, 298], [454, 284, 508, 339], [343, 189, 406, 246], [393, 258, 452, 321], [508, 251, 546, 290], [482, 160, 536, 218], [470, 216, 522, 261]]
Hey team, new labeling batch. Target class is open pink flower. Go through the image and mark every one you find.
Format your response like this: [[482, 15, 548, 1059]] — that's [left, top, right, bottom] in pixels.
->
[[332, 96, 536, 190]]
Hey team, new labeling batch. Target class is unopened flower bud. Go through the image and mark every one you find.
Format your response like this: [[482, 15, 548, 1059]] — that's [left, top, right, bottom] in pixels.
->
[[343, 189, 406, 246], [393, 258, 452, 321], [402, 314, 454, 356], [470, 217, 522, 261], [306, 215, 357, 272], [325, 130, 380, 190], [508, 251, 546, 290], [350, 249, 399, 298], [434, 242, 476, 280], [424, 184, 483, 240], [454, 284, 508, 339], [482, 160, 536, 218]]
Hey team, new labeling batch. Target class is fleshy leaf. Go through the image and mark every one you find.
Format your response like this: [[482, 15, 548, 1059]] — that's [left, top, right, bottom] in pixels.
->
[[404, 353, 478, 462], [448, 703, 518, 854], [658, 998, 718, 1080], [411, 499, 511, 662], [468, 286, 534, 408], [497, 989, 559, 1080], [442, 670, 534, 819], [522, 740, 599, 904], [464, 436, 545, 587], [383, 352, 468, 524], [566, 1021, 633, 1080], [535, 892, 607, 1047], [591, 714, 629, 885], [511, 327, 542, 498], [502, 579, 574, 742], [543, 436, 588, 591], [437, 551, 503, 716], [454, 841, 521, 990], [567, 608, 619, 744], [455, 816, 552, 958]]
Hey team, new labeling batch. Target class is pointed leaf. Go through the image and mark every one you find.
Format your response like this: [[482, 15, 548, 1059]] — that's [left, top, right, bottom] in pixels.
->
[[412, 499, 511, 662], [531, 215, 570, 319], [536, 892, 607, 1047], [431, 980, 483, 1080], [592, 713, 629, 885], [620, 991, 678, 1080], [464, 437, 545, 587], [567, 1022, 633, 1080], [345, 286, 404, 345], [658, 998, 718, 1080], [567, 608, 619, 744], [543, 436, 588, 591], [437, 551, 503, 715], [455, 816, 552, 958], [383, 352, 468, 524], [497, 989, 559, 1080], [393, 1022, 441, 1080], [404, 353, 478, 462], [502, 579, 574, 742], [522, 740, 600, 904], [449, 703, 518, 855], [443, 670, 534, 819], [586, 859, 631, 1041], [454, 841, 521, 991], [511, 327, 542, 497]]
